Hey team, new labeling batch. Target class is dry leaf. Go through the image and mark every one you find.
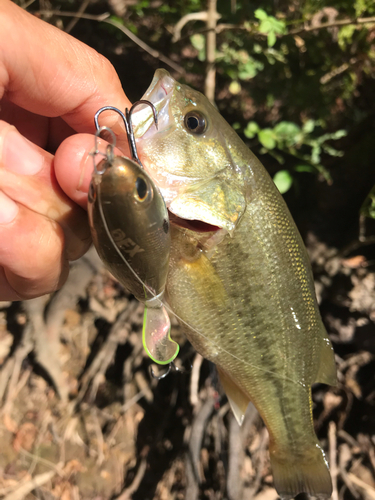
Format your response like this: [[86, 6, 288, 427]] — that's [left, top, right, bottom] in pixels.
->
[[13, 422, 37, 452], [3, 413, 18, 434]]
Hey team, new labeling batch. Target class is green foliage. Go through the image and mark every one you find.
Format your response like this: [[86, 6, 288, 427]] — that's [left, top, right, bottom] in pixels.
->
[[338, 25, 357, 51], [190, 34, 205, 61], [49, 0, 375, 202], [361, 186, 375, 219], [254, 9, 287, 47], [245, 119, 347, 191], [354, 0, 375, 16], [273, 170, 293, 194], [216, 42, 264, 80]]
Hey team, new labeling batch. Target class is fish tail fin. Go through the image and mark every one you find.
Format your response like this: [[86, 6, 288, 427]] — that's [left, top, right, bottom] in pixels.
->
[[269, 440, 332, 499]]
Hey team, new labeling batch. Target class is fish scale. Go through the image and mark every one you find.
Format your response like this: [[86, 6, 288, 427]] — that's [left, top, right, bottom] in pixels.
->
[[132, 68, 337, 498]]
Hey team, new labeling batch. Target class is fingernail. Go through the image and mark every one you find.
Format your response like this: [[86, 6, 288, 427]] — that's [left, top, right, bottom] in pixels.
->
[[0, 190, 18, 224], [3, 129, 44, 175]]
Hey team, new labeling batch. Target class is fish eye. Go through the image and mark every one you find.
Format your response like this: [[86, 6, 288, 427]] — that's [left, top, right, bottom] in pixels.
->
[[184, 111, 207, 134], [134, 176, 152, 202]]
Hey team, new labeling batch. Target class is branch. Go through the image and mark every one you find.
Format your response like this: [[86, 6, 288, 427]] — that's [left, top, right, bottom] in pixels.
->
[[3, 470, 57, 500], [205, 0, 218, 103], [114, 458, 148, 500], [329, 421, 339, 500], [65, 0, 90, 34], [172, 11, 218, 42], [290, 15, 375, 35], [185, 15, 375, 40], [33, 10, 186, 76]]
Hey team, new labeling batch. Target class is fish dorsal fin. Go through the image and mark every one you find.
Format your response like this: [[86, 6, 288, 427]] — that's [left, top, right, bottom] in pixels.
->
[[314, 337, 337, 386], [217, 367, 250, 426]]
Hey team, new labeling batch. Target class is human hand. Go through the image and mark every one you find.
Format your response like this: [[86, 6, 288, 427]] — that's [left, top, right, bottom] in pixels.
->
[[0, 0, 131, 300]]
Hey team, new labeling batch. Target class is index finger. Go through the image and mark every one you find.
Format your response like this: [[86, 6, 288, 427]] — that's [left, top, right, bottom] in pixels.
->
[[0, 0, 131, 133]]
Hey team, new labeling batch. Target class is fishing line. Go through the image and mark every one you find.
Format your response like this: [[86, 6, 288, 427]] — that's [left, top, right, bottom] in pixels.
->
[[96, 173, 304, 388], [92, 110, 306, 390]]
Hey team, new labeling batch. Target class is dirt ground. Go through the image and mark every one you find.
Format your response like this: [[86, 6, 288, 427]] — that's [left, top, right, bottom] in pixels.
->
[[1, 180, 375, 500]]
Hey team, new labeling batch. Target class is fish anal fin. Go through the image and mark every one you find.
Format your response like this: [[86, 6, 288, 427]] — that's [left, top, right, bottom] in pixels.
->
[[217, 368, 250, 426], [315, 337, 337, 386], [270, 441, 332, 499]]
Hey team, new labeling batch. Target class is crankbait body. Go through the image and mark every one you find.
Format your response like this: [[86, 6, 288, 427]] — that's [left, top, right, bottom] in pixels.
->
[[88, 153, 178, 365]]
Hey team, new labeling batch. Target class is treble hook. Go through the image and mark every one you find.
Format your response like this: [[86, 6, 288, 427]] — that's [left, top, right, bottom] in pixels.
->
[[126, 100, 158, 166], [93, 101, 158, 168], [149, 360, 191, 380], [150, 363, 172, 380]]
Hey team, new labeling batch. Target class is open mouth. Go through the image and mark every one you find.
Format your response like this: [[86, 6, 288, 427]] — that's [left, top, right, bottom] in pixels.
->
[[168, 211, 221, 233], [132, 71, 174, 141]]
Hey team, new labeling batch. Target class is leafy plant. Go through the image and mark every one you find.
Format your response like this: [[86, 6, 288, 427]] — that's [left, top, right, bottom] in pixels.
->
[[361, 185, 375, 220], [244, 119, 347, 193], [216, 42, 265, 80], [254, 9, 287, 47]]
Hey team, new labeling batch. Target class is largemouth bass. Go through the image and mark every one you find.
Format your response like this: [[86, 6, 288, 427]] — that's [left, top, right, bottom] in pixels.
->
[[88, 155, 178, 364], [132, 69, 337, 498]]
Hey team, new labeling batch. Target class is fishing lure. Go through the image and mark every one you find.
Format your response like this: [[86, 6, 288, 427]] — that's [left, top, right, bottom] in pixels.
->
[[87, 104, 178, 367]]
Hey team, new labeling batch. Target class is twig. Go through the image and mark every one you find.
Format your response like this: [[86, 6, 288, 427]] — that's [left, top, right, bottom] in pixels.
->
[[20, 448, 64, 476], [34, 10, 185, 75], [22, 0, 37, 8], [0, 357, 16, 403], [227, 413, 243, 500], [172, 11, 215, 42], [182, 15, 375, 41], [289, 16, 375, 35], [347, 473, 375, 499], [337, 429, 359, 447], [120, 388, 146, 414], [45, 247, 102, 341], [205, 0, 218, 103], [75, 303, 136, 406], [93, 410, 105, 466], [0, 321, 34, 411], [320, 62, 350, 85], [190, 354, 203, 407], [185, 451, 200, 500], [338, 444, 361, 500], [186, 394, 215, 495], [134, 371, 153, 403], [114, 458, 148, 500], [65, 0, 90, 34], [24, 296, 69, 400], [329, 421, 339, 500], [248, 428, 269, 497], [3, 470, 58, 500]]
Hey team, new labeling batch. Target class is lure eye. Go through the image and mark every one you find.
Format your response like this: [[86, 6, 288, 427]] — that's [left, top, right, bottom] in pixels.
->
[[184, 111, 207, 134], [134, 176, 152, 202], [163, 218, 169, 234]]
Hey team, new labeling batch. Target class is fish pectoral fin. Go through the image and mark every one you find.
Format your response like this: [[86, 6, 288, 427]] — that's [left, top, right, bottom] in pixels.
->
[[217, 368, 250, 426], [315, 337, 337, 386]]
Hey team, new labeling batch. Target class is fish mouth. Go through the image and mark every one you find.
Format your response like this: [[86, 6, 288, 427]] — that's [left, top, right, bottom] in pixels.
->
[[131, 70, 233, 235], [168, 211, 221, 233], [132, 69, 174, 140]]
